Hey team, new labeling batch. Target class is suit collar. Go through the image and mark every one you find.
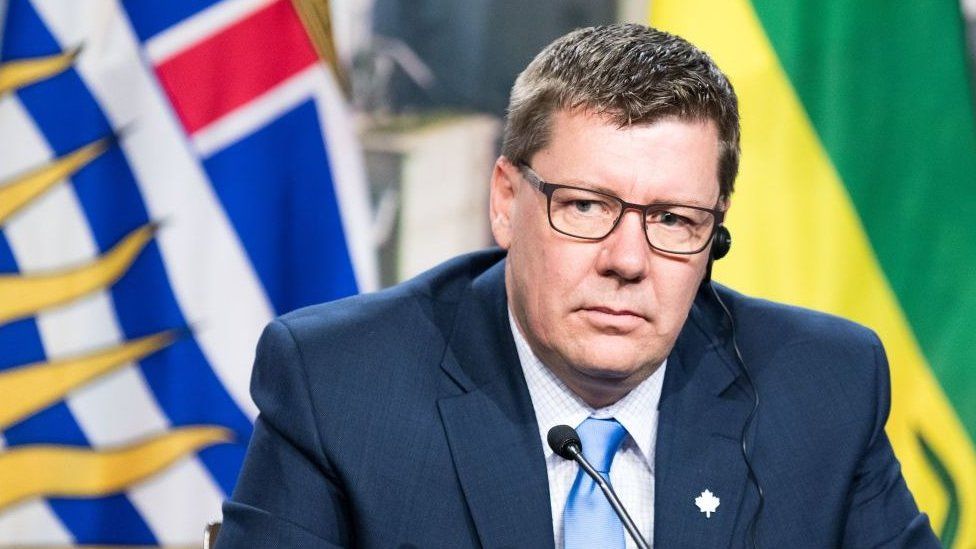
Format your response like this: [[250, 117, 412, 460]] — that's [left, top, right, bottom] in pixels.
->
[[684, 284, 744, 395], [437, 258, 555, 548], [437, 257, 517, 390]]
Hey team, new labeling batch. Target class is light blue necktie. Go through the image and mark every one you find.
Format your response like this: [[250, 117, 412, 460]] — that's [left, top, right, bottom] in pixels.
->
[[563, 417, 629, 549]]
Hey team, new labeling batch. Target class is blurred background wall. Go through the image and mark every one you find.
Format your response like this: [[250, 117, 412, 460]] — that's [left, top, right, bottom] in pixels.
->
[[338, 0, 648, 284]]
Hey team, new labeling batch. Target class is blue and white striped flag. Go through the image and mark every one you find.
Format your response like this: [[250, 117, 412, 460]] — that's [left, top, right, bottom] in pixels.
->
[[0, 0, 376, 544]]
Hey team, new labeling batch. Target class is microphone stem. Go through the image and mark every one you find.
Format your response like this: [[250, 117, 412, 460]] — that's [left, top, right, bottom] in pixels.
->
[[569, 447, 651, 549]]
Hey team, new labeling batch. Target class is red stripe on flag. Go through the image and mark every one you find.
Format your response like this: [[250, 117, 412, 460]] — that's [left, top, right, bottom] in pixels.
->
[[154, 0, 319, 134]]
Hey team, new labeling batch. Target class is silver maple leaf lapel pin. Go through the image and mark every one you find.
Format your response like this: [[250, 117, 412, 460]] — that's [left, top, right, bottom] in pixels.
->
[[695, 489, 720, 518]]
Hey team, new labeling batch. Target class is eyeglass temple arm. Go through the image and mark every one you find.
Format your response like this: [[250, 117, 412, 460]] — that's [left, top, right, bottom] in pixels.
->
[[518, 164, 547, 192]]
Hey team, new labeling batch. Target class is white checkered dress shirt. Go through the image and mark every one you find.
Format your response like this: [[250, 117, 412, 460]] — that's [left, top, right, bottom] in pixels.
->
[[509, 313, 665, 549]]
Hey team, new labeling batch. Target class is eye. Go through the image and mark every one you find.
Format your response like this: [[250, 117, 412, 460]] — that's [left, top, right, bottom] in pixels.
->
[[573, 200, 598, 213], [552, 192, 614, 216], [654, 210, 693, 227]]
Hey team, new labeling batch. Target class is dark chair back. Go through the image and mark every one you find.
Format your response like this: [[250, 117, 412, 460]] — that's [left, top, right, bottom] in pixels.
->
[[204, 521, 221, 549]]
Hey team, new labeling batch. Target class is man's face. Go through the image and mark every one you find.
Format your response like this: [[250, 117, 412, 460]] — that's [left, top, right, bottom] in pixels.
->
[[490, 109, 723, 406]]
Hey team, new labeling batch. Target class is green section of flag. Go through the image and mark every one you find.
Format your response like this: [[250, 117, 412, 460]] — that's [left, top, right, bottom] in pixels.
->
[[749, 0, 976, 440]]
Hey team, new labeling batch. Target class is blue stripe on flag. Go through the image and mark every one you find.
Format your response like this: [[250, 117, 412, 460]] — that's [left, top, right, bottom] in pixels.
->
[[46, 496, 157, 545], [0, 316, 46, 372], [0, 232, 17, 275], [0, 0, 37, 60], [203, 99, 359, 315], [3, 0, 250, 526], [121, 0, 223, 42], [4, 404, 89, 446]]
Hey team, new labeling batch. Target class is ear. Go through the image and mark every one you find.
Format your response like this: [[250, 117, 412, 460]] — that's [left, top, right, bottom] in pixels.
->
[[489, 156, 520, 249], [718, 194, 731, 214]]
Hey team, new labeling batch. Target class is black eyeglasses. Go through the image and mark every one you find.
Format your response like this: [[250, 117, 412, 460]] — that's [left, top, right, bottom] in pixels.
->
[[519, 164, 725, 255]]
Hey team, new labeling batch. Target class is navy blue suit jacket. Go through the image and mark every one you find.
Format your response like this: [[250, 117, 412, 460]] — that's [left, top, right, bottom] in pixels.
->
[[216, 249, 938, 548]]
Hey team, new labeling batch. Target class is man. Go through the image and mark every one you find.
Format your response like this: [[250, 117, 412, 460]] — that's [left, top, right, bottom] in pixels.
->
[[216, 24, 938, 548]]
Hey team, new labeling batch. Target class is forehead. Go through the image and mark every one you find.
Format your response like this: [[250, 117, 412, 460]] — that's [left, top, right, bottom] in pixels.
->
[[531, 109, 722, 206]]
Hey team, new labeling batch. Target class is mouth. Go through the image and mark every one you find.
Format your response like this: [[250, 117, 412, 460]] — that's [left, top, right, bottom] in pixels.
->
[[582, 306, 646, 318], [578, 306, 648, 331]]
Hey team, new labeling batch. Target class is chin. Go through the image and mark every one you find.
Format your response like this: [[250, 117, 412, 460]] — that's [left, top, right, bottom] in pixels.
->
[[566, 340, 656, 381]]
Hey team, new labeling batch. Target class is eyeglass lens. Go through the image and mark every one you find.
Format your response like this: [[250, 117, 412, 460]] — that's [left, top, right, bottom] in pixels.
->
[[548, 186, 715, 253]]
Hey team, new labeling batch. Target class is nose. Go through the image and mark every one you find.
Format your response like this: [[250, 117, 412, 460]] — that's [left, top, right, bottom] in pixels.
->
[[595, 209, 650, 282]]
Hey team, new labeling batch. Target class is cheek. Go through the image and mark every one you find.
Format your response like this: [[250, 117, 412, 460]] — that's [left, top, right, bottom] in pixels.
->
[[650, 256, 708, 323], [512, 241, 594, 330], [511, 203, 585, 292], [523, 247, 573, 312]]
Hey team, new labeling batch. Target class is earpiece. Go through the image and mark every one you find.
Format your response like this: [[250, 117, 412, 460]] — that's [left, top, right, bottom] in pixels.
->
[[711, 225, 732, 261], [702, 226, 732, 285]]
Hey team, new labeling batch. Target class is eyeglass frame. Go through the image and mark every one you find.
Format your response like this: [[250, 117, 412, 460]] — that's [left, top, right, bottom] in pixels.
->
[[518, 164, 727, 255]]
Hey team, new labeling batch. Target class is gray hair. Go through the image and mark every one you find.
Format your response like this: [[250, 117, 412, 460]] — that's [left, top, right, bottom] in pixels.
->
[[501, 23, 740, 198]]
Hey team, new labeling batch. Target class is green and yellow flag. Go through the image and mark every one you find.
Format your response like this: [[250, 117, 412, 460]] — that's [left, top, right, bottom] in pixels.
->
[[653, 1, 976, 546]]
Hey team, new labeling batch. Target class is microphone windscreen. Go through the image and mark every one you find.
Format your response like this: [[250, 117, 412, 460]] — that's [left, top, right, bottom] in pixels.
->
[[547, 424, 581, 460]]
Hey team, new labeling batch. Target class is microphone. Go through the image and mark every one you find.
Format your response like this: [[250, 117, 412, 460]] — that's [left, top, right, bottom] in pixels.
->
[[547, 425, 651, 549]]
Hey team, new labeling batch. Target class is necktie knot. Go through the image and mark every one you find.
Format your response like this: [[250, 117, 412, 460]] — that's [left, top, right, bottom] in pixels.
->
[[576, 417, 627, 474]]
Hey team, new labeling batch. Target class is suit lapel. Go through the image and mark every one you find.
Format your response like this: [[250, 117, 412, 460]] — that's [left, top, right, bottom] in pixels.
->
[[438, 260, 554, 548], [654, 290, 757, 548]]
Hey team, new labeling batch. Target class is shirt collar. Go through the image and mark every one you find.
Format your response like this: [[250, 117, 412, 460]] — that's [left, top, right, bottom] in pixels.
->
[[508, 311, 666, 466]]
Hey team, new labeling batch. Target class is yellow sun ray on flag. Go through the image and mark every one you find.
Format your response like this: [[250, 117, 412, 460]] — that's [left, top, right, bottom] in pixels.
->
[[0, 48, 78, 95], [0, 136, 113, 225], [0, 427, 232, 511], [0, 331, 179, 430], [0, 223, 157, 325]]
